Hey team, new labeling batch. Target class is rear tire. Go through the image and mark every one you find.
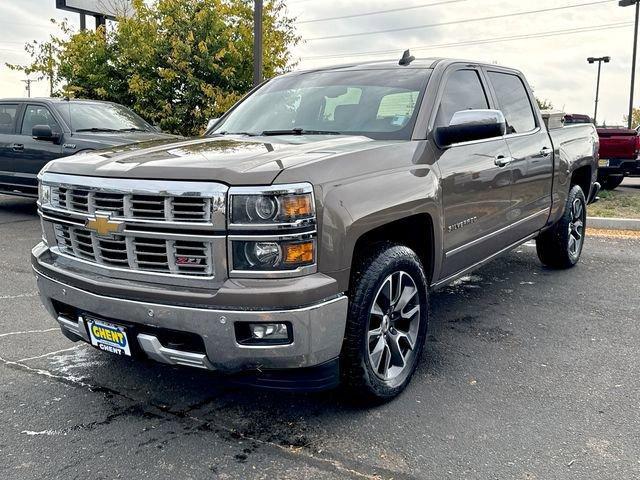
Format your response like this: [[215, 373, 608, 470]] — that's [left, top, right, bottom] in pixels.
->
[[599, 174, 624, 190], [341, 243, 429, 403], [536, 184, 587, 269]]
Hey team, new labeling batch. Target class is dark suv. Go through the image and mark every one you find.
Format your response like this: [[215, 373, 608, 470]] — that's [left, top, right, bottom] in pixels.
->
[[0, 98, 179, 197]]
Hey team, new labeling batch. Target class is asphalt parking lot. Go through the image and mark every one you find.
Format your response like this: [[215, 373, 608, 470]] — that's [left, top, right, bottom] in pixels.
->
[[0, 194, 638, 480]]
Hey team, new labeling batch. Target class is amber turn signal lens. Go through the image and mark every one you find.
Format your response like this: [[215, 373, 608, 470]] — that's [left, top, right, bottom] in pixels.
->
[[281, 194, 313, 219], [283, 241, 314, 264]]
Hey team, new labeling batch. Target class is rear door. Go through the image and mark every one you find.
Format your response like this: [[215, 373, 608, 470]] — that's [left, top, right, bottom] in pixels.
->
[[435, 67, 514, 279], [0, 102, 27, 192], [485, 69, 553, 241]]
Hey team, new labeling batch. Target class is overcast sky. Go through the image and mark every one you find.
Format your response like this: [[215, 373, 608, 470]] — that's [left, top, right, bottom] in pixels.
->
[[0, 0, 637, 125]]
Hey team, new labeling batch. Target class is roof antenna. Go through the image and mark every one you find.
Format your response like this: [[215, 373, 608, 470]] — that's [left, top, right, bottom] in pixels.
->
[[399, 49, 415, 66]]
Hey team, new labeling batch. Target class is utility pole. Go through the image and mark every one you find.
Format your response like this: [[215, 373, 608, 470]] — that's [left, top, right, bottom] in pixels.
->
[[620, 0, 640, 128], [22, 79, 35, 98], [253, 0, 263, 87], [47, 43, 54, 96], [587, 56, 610, 126]]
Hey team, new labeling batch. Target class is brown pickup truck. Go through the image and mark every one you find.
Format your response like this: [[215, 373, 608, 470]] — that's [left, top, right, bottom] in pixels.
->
[[33, 58, 599, 401]]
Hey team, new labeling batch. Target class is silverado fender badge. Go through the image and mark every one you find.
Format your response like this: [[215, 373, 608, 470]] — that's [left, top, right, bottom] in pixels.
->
[[85, 212, 124, 237], [447, 216, 478, 232]]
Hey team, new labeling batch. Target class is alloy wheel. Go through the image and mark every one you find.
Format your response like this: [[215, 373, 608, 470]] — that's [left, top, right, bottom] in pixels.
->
[[567, 197, 585, 259], [367, 271, 421, 381]]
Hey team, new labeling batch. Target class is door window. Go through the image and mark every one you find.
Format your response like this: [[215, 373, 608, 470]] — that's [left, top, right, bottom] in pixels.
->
[[0, 104, 19, 134], [488, 72, 536, 134], [21, 105, 61, 136], [436, 70, 489, 127]]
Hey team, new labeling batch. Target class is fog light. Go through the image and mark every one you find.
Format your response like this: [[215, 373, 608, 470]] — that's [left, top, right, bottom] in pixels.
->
[[235, 322, 292, 345], [250, 323, 289, 340]]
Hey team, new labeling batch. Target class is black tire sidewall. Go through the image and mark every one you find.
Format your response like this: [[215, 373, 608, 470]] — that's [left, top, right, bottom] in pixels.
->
[[342, 244, 429, 400]]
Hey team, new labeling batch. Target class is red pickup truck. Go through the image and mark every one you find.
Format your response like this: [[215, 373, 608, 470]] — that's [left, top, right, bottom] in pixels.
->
[[564, 114, 639, 190]]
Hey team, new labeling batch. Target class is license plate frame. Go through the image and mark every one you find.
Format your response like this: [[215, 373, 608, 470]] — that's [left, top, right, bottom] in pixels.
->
[[86, 318, 132, 357]]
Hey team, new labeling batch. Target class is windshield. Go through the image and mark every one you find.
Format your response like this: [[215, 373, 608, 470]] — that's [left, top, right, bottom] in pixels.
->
[[54, 102, 153, 132], [211, 69, 430, 140]]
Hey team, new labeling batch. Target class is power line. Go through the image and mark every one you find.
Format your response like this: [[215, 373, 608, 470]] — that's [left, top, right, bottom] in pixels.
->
[[302, 22, 633, 61], [298, 0, 470, 24], [306, 0, 617, 41]]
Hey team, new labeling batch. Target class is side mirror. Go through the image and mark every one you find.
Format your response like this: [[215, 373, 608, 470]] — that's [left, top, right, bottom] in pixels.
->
[[32, 124, 59, 143], [434, 109, 506, 148], [207, 118, 220, 130]]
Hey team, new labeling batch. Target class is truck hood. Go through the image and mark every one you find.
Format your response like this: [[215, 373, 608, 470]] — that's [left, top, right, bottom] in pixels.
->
[[69, 131, 181, 148], [43, 135, 380, 185]]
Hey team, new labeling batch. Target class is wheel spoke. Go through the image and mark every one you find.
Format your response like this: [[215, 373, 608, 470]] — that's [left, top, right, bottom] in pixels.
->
[[369, 335, 386, 371], [381, 344, 392, 378], [401, 304, 420, 320], [393, 283, 417, 314], [368, 326, 382, 341], [387, 332, 406, 370], [370, 300, 384, 317], [568, 235, 576, 254]]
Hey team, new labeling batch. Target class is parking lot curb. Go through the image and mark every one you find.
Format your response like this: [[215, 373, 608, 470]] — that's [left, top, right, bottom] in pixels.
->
[[587, 217, 640, 231]]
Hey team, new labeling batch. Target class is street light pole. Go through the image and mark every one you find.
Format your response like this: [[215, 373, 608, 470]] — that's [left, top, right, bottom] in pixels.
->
[[587, 56, 611, 126], [620, 0, 640, 128], [253, 0, 263, 87]]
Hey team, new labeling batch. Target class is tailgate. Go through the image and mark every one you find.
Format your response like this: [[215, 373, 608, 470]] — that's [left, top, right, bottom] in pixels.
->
[[598, 129, 638, 159]]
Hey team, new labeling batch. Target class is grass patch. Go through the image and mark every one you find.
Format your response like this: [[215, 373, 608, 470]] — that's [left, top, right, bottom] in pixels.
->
[[588, 189, 640, 219]]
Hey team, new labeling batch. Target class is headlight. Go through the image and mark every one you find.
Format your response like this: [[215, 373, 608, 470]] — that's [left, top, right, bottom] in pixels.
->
[[38, 183, 51, 206], [228, 183, 317, 277], [229, 183, 315, 228], [231, 238, 315, 272]]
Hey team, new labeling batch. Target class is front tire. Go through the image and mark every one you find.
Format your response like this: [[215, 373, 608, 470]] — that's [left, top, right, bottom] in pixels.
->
[[536, 184, 587, 269], [341, 243, 429, 402]]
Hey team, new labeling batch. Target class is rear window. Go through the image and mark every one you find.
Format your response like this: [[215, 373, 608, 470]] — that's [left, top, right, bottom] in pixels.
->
[[0, 104, 18, 134], [488, 71, 536, 134]]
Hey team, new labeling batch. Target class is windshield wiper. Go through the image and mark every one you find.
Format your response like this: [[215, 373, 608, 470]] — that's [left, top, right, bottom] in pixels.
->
[[215, 131, 257, 136], [118, 127, 151, 132], [261, 128, 342, 136], [75, 127, 120, 133]]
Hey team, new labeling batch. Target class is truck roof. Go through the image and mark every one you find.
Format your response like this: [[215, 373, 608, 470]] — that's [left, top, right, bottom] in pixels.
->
[[291, 57, 524, 76], [0, 97, 115, 105]]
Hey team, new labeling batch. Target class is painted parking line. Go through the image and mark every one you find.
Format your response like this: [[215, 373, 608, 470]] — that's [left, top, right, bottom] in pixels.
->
[[0, 292, 39, 300], [16, 345, 84, 363], [0, 327, 58, 338]]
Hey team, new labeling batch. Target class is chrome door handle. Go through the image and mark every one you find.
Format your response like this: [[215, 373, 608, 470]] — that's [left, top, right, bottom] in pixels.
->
[[540, 147, 552, 157], [494, 155, 512, 167], [11, 143, 24, 152]]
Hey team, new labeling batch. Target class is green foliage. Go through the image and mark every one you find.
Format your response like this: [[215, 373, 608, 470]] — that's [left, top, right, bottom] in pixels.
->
[[535, 97, 554, 111], [9, 0, 299, 136], [623, 107, 640, 129]]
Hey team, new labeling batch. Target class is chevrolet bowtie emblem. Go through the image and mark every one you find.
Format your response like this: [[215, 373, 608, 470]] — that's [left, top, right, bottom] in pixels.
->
[[85, 213, 124, 237]]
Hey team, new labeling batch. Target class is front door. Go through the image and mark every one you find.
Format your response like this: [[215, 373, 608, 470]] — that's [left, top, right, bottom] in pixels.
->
[[17, 104, 65, 187], [435, 68, 514, 279]]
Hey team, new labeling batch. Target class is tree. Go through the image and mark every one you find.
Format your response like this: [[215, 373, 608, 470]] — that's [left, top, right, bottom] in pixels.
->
[[8, 0, 299, 136], [535, 97, 554, 111], [623, 108, 640, 129]]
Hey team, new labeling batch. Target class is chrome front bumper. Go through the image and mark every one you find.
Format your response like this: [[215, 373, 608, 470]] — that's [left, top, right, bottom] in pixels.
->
[[34, 265, 348, 373]]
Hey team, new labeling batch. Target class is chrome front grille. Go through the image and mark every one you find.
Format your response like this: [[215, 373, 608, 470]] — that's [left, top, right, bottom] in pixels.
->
[[40, 174, 228, 283], [54, 224, 214, 276], [52, 186, 213, 223]]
